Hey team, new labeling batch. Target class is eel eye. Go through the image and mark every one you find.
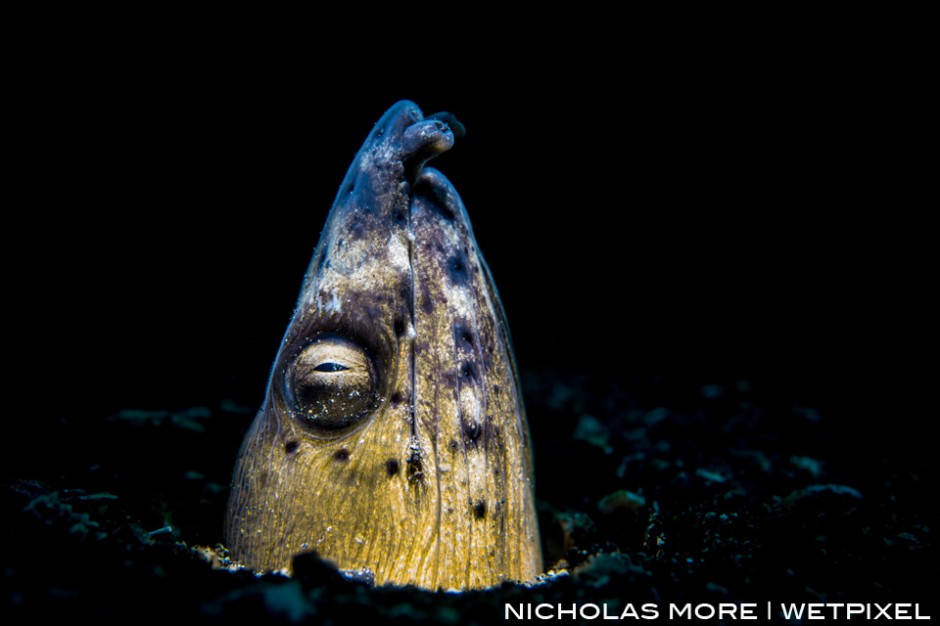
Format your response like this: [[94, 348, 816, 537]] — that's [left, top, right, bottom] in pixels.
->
[[283, 336, 377, 431]]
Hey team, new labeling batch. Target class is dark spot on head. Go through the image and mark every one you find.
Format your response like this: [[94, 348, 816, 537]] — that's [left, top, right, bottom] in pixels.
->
[[449, 439, 459, 451], [459, 361, 477, 383], [385, 459, 399, 477], [492, 384, 500, 395], [407, 455, 424, 483], [284, 441, 299, 454], [419, 282, 434, 314], [390, 392, 403, 406], [447, 251, 470, 285], [334, 448, 350, 462], [435, 202, 457, 222], [473, 499, 487, 519], [455, 324, 474, 348], [493, 466, 500, 476], [463, 421, 482, 447], [392, 210, 407, 225], [394, 317, 406, 337]]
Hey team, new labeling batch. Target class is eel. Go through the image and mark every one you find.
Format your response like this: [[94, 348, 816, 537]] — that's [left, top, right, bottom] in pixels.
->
[[225, 101, 542, 590]]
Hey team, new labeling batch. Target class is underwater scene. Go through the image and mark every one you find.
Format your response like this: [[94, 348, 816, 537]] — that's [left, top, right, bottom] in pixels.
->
[[4, 56, 934, 623]]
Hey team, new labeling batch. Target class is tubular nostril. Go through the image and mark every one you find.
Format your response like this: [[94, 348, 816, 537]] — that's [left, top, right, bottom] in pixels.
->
[[427, 111, 465, 138], [399, 119, 456, 179]]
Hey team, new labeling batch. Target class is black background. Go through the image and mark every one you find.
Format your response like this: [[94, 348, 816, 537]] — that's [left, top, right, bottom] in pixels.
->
[[9, 40, 931, 474]]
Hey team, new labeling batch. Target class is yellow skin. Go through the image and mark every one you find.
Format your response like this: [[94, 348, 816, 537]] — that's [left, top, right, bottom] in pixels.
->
[[225, 101, 542, 590]]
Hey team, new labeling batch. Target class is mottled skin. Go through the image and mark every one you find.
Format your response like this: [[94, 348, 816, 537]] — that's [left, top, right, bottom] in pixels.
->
[[225, 101, 542, 590]]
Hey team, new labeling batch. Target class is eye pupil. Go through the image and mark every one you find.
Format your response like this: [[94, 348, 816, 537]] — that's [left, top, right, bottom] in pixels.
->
[[314, 362, 349, 372]]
